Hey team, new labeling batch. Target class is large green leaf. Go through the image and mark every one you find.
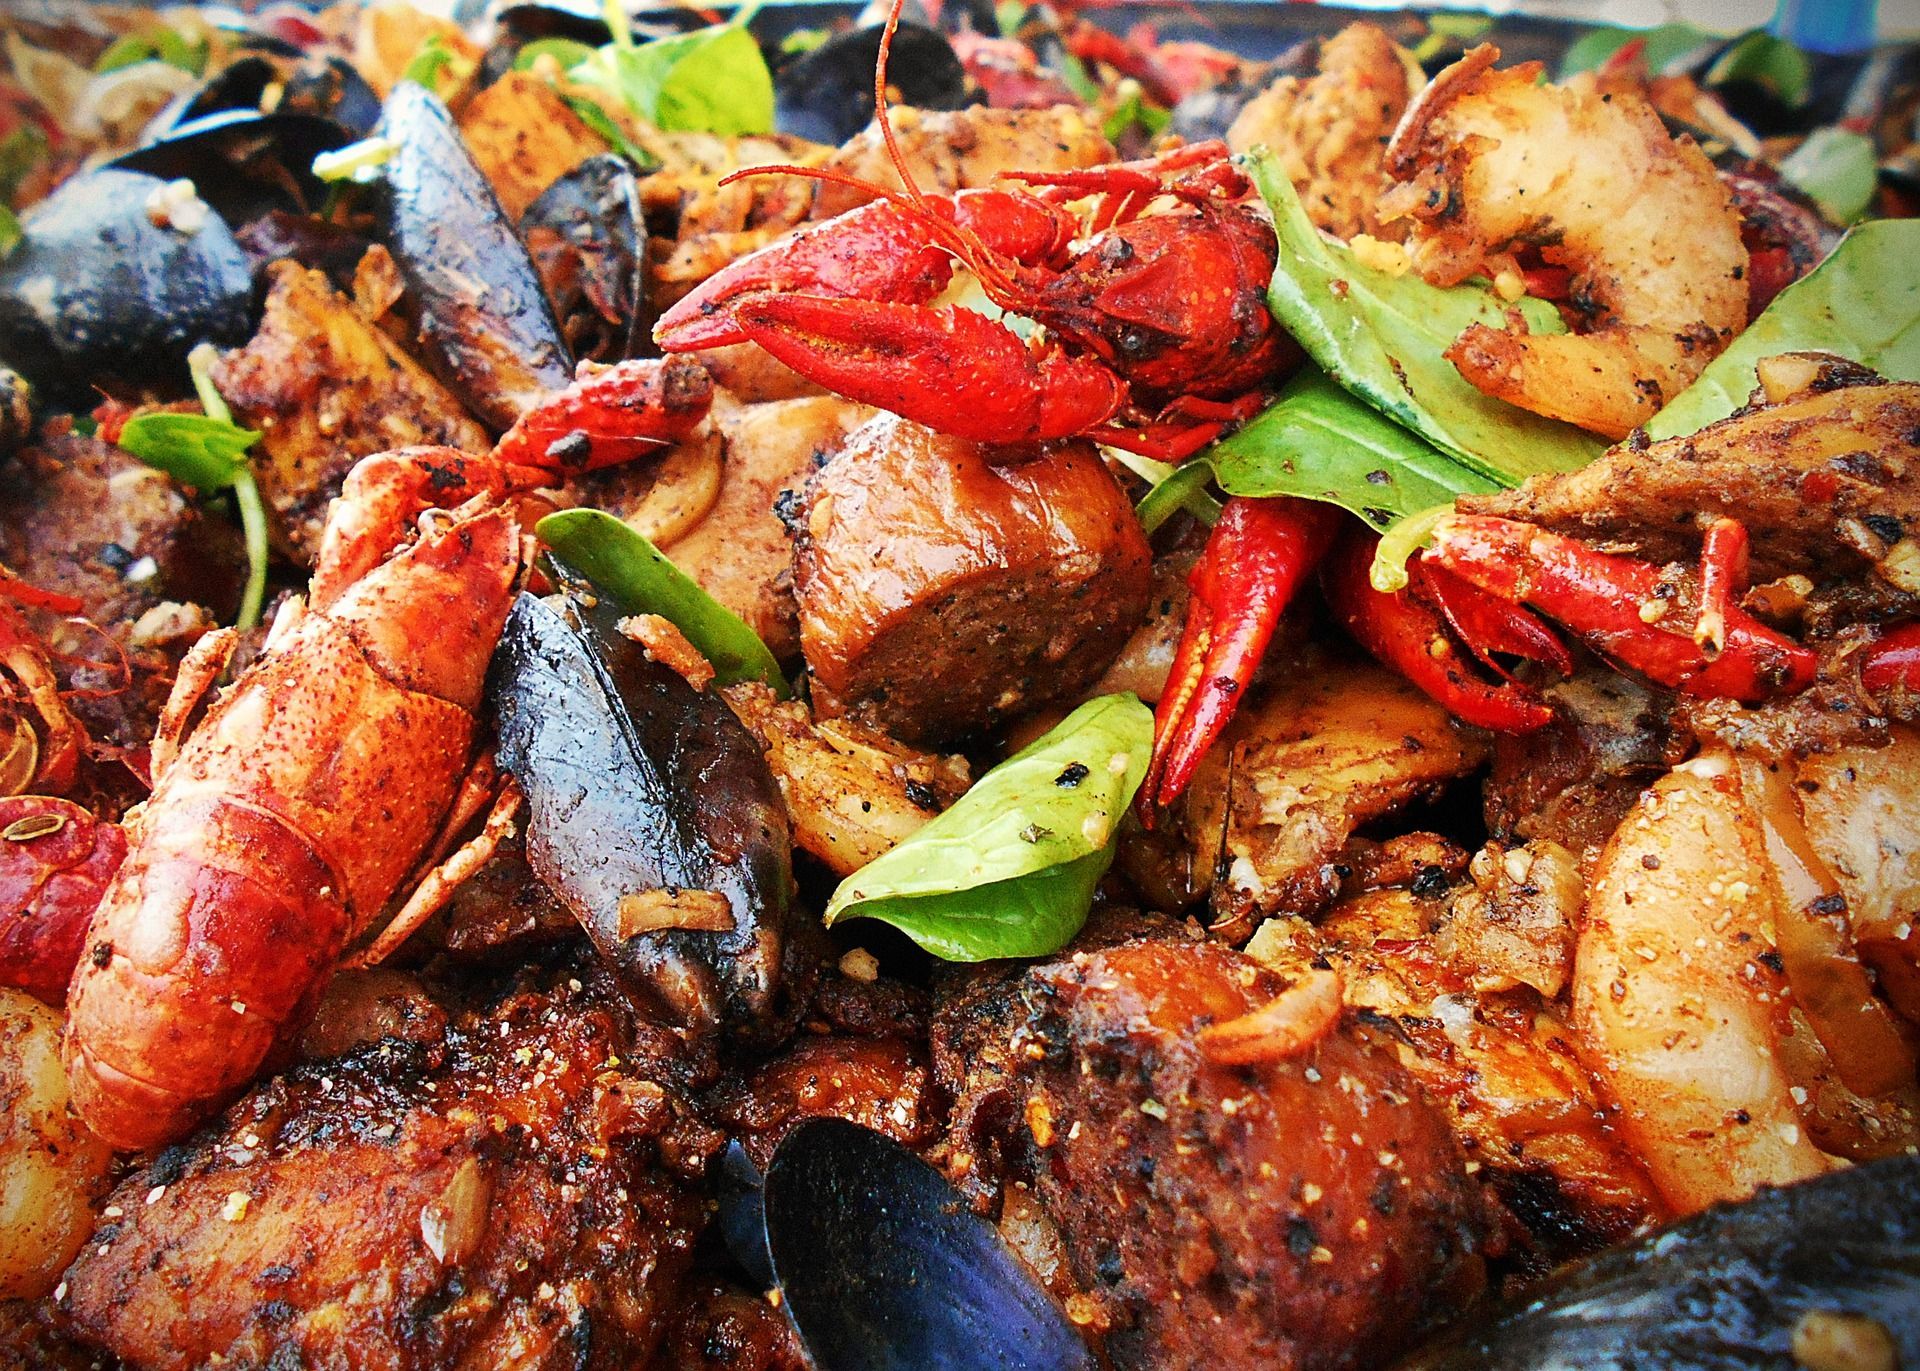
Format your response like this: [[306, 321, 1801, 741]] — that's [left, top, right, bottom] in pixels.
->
[[1209, 368, 1501, 531], [824, 694, 1152, 961], [1647, 218, 1920, 440], [571, 16, 774, 136], [536, 508, 790, 695], [1247, 148, 1604, 485], [1778, 128, 1878, 227]]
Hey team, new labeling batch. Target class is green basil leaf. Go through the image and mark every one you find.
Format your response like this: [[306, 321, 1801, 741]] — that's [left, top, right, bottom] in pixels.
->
[[93, 34, 157, 73], [1412, 13, 1492, 64], [824, 693, 1152, 961], [115, 413, 258, 490], [95, 28, 204, 75], [0, 125, 49, 204], [1558, 22, 1717, 79], [535, 507, 790, 695], [994, 0, 1026, 39], [1247, 148, 1604, 486], [1647, 217, 1920, 441], [572, 22, 774, 136], [402, 33, 466, 96], [1706, 30, 1811, 108], [1779, 127, 1877, 225], [0, 204, 20, 261], [1210, 368, 1501, 531]]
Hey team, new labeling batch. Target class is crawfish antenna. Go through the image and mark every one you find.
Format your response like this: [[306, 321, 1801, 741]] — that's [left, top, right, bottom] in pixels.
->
[[874, 0, 926, 207]]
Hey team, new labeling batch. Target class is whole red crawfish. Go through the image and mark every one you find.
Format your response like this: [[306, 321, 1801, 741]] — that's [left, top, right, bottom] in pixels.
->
[[654, 1, 1291, 462], [62, 358, 711, 1149]]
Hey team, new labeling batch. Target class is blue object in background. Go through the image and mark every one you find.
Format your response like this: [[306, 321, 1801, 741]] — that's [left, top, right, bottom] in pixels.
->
[[1774, 0, 1879, 53]]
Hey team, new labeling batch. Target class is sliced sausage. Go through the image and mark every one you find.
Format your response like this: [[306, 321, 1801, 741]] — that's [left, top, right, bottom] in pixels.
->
[[793, 413, 1152, 743]]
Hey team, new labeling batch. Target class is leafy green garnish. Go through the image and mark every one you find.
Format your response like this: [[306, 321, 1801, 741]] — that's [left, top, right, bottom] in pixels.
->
[[1706, 30, 1811, 107], [557, 93, 659, 170], [1412, 13, 1492, 64], [0, 205, 20, 260], [1247, 147, 1603, 486], [401, 33, 474, 98], [994, 0, 1026, 39], [0, 126, 48, 205], [1558, 22, 1716, 79], [114, 344, 269, 630], [779, 27, 830, 55], [1121, 451, 1220, 535], [535, 508, 789, 696], [568, 0, 774, 136], [1056, 47, 1101, 105], [1210, 368, 1501, 532], [1647, 218, 1920, 440], [1779, 127, 1878, 225], [94, 26, 207, 76], [824, 694, 1151, 961], [515, 37, 598, 72], [1102, 80, 1169, 144]]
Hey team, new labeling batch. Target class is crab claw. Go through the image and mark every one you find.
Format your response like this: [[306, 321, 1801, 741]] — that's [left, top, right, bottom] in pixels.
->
[[492, 356, 714, 475], [1424, 513, 1817, 702], [734, 295, 1127, 446], [1139, 497, 1340, 814], [1322, 529, 1559, 734]]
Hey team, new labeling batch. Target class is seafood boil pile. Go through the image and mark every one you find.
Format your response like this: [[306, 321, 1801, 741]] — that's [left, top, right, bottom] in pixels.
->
[[0, 0, 1918, 1366]]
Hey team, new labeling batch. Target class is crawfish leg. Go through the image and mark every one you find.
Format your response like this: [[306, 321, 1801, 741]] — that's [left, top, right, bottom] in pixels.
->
[[150, 628, 239, 785], [347, 776, 523, 969], [0, 603, 81, 794]]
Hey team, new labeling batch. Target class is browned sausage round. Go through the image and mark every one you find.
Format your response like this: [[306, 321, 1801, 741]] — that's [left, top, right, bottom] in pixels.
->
[[793, 413, 1152, 742], [936, 935, 1495, 1371]]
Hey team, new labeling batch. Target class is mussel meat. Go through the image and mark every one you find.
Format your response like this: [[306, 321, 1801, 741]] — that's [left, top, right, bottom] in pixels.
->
[[521, 153, 652, 364], [774, 22, 969, 146], [490, 565, 803, 1043], [0, 167, 253, 403], [373, 80, 573, 429]]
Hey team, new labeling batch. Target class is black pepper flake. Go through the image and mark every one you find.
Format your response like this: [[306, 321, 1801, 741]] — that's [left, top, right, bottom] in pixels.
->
[[903, 779, 939, 810], [1286, 1217, 1318, 1258], [1055, 761, 1090, 788], [1370, 1174, 1397, 1216], [1810, 892, 1847, 917], [96, 541, 134, 571], [89, 941, 113, 968], [1641, 854, 1661, 870], [1411, 865, 1449, 899], [1758, 950, 1786, 974]]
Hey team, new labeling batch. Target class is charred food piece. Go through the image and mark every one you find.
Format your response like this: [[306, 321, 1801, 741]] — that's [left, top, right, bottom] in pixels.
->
[[934, 935, 1494, 1371], [60, 971, 718, 1370]]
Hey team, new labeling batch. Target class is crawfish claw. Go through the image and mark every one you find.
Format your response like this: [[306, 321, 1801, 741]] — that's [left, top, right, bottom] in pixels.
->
[[1139, 497, 1339, 815], [1323, 529, 1558, 734]]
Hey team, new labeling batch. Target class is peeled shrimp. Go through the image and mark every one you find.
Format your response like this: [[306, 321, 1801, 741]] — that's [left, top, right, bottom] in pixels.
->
[[1573, 751, 1830, 1213], [1381, 46, 1748, 439], [0, 988, 112, 1298], [1573, 742, 1920, 1216]]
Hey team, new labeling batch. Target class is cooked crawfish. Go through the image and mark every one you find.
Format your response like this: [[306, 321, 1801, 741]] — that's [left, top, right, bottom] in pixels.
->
[[655, 4, 1290, 461], [61, 359, 711, 1149]]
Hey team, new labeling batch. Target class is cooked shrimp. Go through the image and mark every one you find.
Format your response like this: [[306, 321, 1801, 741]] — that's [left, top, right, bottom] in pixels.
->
[[1381, 46, 1748, 439], [0, 988, 113, 1299], [1572, 751, 1832, 1213], [1225, 22, 1415, 241]]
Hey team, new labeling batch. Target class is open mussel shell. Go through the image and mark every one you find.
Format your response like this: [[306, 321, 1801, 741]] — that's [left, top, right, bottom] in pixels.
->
[[0, 167, 253, 404], [1396, 1154, 1920, 1371], [173, 48, 381, 136], [113, 109, 352, 225], [774, 22, 968, 145], [521, 154, 652, 363], [373, 80, 573, 430], [756, 1117, 1094, 1371]]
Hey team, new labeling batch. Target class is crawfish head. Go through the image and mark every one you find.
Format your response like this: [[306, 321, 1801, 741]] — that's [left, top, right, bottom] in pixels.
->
[[1023, 201, 1286, 408]]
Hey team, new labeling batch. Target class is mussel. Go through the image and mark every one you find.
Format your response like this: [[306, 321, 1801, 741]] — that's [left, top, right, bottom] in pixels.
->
[[774, 22, 969, 145], [719, 1117, 1095, 1371], [113, 110, 352, 225], [171, 46, 380, 135], [372, 80, 573, 429], [0, 168, 253, 403], [1396, 1155, 1920, 1371], [490, 565, 802, 1043], [520, 154, 652, 364]]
